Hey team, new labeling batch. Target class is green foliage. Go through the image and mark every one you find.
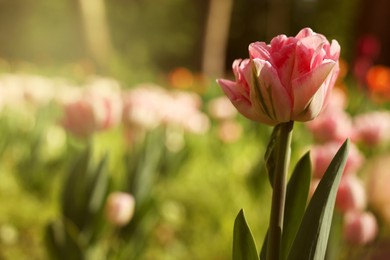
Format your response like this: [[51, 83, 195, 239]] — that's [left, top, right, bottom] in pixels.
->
[[233, 209, 259, 260], [236, 137, 348, 260], [281, 152, 312, 260], [260, 152, 312, 260], [287, 140, 349, 260], [46, 146, 110, 259]]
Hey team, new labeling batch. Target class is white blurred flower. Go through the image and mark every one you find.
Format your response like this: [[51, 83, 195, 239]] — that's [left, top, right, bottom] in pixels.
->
[[105, 192, 136, 227], [208, 96, 237, 120], [122, 84, 210, 134]]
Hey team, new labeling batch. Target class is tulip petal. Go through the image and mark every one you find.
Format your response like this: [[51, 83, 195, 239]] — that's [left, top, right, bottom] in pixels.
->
[[251, 59, 292, 123], [249, 42, 271, 60], [292, 61, 336, 118], [299, 35, 327, 51], [294, 83, 326, 121], [295, 28, 315, 39], [217, 79, 261, 121]]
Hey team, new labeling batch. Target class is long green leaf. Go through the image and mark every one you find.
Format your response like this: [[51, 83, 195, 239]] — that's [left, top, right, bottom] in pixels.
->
[[259, 152, 311, 260], [259, 231, 268, 260], [287, 140, 349, 260], [233, 209, 259, 260], [62, 146, 92, 230], [281, 152, 311, 260]]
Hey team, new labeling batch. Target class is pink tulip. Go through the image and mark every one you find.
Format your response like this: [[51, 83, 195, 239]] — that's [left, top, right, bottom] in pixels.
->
[[336, 175, 367, 213], [311, 142, 364, 178], [352, 111, 390, 146], [306, 110, 352, 143], [217, 28, 340, 125], [61, 98, 97, 138], [105, 192, 136, 227], [343, 211, 378, 245], [306, 88, 352, 142], [60, 88, 122, 138]]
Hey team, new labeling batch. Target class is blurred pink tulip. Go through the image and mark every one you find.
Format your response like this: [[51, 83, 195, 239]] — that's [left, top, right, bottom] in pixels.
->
[[105, 192, 136, 227], [306, 110, 352, 143], [336, 175, 367, 213], [352, 111, 390, 146], [306, 88, 352, 142], [84, 81, 123, 131], [343, 211, 378, 245], [311, 142, 364, 178], [217, 28, 340, 125], [60, 78, 123, 138], [61, 98, 97, 138]]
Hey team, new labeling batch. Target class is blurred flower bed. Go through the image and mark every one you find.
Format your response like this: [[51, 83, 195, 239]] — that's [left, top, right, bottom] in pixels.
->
[[0, 71, 272, 259], [2, 57, 390, 259]]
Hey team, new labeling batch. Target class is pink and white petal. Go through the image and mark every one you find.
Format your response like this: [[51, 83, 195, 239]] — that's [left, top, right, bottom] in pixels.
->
[[292, 61, 336, 116], [270, 42, 296, 92], [327, 40, 341, 60], [217, 79, 261, 121], [251, 59, 292, 122], [270, 35, 289, 51], [295, 28, 315, 39], [299, 34, 327, 50], [292, 42, 313, 79], [293, 83, 326, 121], [249, 42, 271, 60]]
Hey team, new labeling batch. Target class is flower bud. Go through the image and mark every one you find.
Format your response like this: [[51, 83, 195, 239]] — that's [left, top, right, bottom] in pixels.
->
[[105, 192, 135, 227]]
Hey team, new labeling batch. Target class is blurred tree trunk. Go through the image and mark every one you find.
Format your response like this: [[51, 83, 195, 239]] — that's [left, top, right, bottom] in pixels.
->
[[202, 0, 234, 78], [78, 0, 113, 69]]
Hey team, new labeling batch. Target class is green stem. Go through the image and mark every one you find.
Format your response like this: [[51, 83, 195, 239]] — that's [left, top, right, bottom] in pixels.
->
[[266, 121, 294, 260]]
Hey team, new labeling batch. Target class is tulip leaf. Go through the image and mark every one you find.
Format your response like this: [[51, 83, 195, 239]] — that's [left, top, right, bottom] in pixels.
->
[[259, 152, 311, 260], [61, 146, 92, 230], [281, 152, 311, 260], [264, 124, 281, 188], [287, 139, 349, 260], [259, 230, 268, 260], [44, 219, 84, 260], [233, 209, 259, 260]]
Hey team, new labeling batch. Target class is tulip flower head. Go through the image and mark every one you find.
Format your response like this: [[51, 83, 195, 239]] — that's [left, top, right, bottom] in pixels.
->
[[217, 28, 340, 125]]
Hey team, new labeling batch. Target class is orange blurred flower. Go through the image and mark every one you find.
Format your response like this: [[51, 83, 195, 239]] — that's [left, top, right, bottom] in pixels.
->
[[169, 67, 194, 89], [366, 65, 390, 99]]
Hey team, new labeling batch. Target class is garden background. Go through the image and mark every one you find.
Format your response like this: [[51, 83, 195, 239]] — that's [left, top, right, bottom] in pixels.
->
[[1, 0, 390, 259]]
